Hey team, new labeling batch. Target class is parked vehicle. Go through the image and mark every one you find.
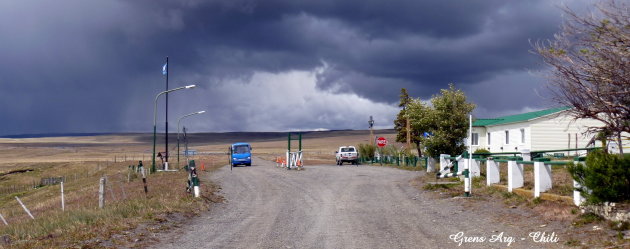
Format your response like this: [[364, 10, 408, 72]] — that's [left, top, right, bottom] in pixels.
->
[[230, 142, 252, 167], [335, 146, 358, 165]]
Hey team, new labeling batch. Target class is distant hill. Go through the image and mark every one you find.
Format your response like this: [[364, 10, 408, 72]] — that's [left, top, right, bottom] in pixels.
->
[[0, 130, 397, 144], [133, 129, 397, 144], [0, 133, 112, 138]]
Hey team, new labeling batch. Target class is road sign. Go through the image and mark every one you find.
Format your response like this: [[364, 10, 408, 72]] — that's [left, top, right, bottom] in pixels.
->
[[376, 137, 388, 147]]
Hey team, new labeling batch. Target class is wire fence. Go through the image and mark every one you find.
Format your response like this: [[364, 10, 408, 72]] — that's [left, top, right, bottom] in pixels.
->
[[0, 155, 147, 196]]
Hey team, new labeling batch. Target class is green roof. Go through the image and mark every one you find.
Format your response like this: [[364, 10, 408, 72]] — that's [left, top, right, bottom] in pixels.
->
[[473, 106, 570, 127]]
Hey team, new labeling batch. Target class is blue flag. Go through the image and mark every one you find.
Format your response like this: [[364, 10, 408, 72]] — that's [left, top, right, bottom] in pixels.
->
[[162, 62, 167, 75]]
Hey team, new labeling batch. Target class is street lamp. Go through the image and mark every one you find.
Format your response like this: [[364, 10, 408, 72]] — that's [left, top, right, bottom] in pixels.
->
[[368, 116, 374, 145], [152, 84, 196, 173], [177, 110, 206, 168]]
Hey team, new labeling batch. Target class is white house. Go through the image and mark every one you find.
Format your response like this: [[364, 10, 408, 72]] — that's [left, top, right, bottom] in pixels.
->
[[470, 107, 613, 154]]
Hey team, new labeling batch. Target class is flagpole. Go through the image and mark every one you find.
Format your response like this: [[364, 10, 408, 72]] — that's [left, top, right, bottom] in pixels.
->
[[164, 56, 169, 170]]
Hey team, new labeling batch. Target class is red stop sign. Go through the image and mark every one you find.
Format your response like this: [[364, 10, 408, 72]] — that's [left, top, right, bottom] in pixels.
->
[[376, 137, 388, 147]]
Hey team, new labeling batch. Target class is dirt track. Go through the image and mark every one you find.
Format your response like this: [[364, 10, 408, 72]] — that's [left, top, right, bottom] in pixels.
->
[[155, 157, 561, 249]]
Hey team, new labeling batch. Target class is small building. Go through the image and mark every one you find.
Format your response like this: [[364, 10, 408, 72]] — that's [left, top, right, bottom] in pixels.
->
[[471, 107, 605, 154]]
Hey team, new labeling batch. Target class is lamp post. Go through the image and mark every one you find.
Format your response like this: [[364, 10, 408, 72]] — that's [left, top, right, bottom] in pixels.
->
[[152, 84, 196, 173], [368, 116, 375, 146], [177, 110, 206, 168]]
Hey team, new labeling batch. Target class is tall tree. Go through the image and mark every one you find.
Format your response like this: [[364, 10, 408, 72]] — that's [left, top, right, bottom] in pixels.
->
[[407, 84, 475, 157], [394, 88, 423, 156], [533, 0, 629, 155]]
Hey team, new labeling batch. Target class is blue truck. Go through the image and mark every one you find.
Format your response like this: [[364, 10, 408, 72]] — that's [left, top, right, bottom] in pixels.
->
[[230, 142, 252, 167]]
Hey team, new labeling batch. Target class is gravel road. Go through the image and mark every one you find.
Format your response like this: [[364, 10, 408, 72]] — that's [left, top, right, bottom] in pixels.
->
[[155, 157, 561, 249]]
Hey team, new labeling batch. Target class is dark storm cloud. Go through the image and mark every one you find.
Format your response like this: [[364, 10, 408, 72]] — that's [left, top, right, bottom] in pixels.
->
[[0, 0, 586, 135], [120, 0, 564, 101]]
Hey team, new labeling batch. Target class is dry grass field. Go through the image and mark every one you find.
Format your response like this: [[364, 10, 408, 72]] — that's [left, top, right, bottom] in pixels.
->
[[0, 129, 397, 248]]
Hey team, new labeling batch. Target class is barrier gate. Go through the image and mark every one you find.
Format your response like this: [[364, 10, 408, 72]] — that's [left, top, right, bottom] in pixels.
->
[[286, 132, 303, 170]]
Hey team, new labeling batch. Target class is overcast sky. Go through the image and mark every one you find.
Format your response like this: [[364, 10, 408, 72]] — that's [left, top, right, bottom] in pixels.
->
[[0, 0, 595, 136]]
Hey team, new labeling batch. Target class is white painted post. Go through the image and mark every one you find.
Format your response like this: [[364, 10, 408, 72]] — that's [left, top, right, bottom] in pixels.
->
[[486, 158, 500, 186], [0, 213, 8, 225], [141, 167, 148, 195], [61, 181, 65, 212], [520, 149, 531, 161], [469, 159, 481, 177], [439, 154, 450, 171], [573, 160, 586, 206], [465, 114, 472, 197], [99, 177, 106, 209], [507, 160, 524, 192], [15, 196, 34, 219], [534, 162, 552, 197], [427, 157, 437, 172]]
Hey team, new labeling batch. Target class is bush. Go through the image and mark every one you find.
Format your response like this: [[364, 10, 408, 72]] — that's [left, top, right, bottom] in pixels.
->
[[568, 150, 630, 204], [357, 144, 376, 160], [473, 148, 490, 154], [380, 145, 399, 156]]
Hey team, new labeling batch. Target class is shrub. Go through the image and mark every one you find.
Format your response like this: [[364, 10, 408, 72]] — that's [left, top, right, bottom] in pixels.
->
[[380, 145, 397, 156], [473, 148, 491, 158], [357, 144, 376, 160], [473, 148, 490, 154], [568, 150, 630, 204]]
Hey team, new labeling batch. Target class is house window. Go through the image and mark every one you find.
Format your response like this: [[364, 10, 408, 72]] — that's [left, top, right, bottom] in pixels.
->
[[471, 133, 479, 145], [505, 130, 510, 144], [520, 129, 525, 143], [487, 132, 491, 145]]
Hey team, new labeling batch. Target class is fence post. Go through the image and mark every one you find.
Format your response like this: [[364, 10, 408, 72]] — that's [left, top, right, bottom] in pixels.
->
[[469, 159, 481, 177], [192, 171, 200, 198], [534, 161, 553, 197], [507, 160, 524, 192], [141, 167, 148, 195], [486, 158, 500, 186], [61, 181, 65, 212], [0, 213, 8, 225], [15, 196, 35, 219], [426, 157, 436, 172], [99, 177, 106, 209], [439, 154, 450, 172], [573, 160, 586, 206]]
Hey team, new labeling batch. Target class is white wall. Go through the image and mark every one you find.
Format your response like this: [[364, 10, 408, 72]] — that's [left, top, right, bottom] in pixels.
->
[[470, 126, 487, 152], [472, 111, 622, 154], [530, 113, 603, 151], [486, 123, 531, 152]]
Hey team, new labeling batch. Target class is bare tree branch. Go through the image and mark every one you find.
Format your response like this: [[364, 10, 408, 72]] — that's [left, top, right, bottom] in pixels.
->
[[532, 0, 629, 154]]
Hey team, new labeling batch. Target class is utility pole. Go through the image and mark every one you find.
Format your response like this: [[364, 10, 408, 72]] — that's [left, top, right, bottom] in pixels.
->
[[164, 56, 169, 170], [406, 117, 411, 147], [368, 116, 375, 146]]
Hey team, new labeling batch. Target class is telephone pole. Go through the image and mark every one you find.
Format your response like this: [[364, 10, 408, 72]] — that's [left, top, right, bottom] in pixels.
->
[[406, 116, 411, 147]]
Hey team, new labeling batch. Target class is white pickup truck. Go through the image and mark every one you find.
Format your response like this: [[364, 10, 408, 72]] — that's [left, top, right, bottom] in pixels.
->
[[335, 146, 358, 165]]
